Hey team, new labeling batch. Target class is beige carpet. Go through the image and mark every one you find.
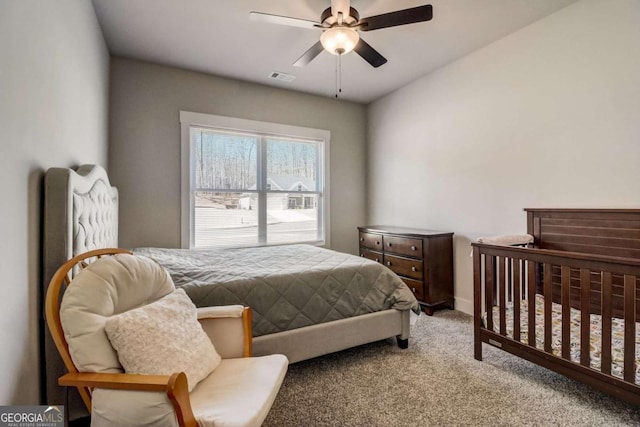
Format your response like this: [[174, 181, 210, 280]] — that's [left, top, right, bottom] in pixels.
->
[[263, 310, 640, 426]]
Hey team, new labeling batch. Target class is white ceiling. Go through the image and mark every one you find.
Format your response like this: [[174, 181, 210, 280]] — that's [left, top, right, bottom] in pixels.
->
[[91, 0, 578, 104]]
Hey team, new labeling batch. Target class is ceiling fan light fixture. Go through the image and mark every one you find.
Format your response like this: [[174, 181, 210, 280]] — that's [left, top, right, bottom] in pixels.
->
[[320, 27, 359, 55]]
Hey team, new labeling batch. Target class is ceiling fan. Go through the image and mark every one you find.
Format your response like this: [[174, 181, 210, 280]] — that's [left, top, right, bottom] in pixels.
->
[[250, 0, 434, 68]]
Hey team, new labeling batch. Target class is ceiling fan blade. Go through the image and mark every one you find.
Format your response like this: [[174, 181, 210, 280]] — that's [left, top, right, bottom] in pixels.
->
[[359, 5, 433, 31], [331, 0, 351, 19], [354, 38, 387, 68], [293, 41, 325, 67], [250, 11, 320, 30]]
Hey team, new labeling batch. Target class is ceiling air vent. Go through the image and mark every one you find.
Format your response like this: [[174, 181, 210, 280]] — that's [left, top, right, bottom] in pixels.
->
[[269, 71, 296, 83]]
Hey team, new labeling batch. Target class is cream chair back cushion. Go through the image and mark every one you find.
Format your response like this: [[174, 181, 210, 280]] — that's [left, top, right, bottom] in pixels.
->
[[60, 254, 175, 373]]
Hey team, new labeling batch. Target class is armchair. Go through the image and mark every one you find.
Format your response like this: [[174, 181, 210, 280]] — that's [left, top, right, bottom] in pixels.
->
[[45, 248, 288, 427]]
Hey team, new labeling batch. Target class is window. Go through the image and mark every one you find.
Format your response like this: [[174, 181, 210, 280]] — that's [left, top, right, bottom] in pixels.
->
[[180, 111, 330, 249]]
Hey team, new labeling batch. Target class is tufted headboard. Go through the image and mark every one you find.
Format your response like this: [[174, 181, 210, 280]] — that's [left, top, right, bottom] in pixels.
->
[[42, 164, 118, 417], [44, 164, 118, 266]]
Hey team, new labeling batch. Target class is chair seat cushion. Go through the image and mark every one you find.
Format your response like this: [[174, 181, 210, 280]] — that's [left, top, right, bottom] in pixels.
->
[[90, 355, 288, 427], [191, 354, 288, 427]]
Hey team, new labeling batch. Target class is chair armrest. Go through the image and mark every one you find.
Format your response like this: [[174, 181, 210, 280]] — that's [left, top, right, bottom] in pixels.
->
[[197, 305, 244, 319], [60, 372, 173, 391], [60, 372, 196, 427], [198, 307, 253, 358]]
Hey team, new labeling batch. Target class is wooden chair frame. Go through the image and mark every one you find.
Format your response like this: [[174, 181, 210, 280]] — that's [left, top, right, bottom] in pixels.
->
[[45, 248, 253, 427]]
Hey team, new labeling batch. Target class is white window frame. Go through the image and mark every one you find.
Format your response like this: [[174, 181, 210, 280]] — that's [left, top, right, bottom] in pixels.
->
[[180, 111, 331, 249]]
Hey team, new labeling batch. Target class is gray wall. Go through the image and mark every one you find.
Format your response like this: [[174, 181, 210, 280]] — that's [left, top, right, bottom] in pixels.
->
[[0, 1, 109, 404], [367, 0, 640, 314], [109, 58, 367, 254]]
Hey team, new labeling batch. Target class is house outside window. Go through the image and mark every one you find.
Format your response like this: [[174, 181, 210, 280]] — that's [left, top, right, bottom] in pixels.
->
[[180, 111, 330, 249]]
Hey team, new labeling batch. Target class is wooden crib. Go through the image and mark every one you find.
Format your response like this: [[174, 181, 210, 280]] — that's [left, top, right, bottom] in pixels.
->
[[472, 208, 640, 405]]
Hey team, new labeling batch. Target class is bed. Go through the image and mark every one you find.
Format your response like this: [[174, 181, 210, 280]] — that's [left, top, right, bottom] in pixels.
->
[[42, 164, 419, 418], [472, 208, 640, 405]]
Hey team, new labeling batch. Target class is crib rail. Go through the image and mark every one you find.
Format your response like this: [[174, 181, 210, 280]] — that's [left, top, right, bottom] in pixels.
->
[[472, 243, 640, 404]]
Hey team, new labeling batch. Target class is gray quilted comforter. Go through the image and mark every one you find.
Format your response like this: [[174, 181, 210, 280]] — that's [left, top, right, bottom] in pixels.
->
[[135, 245, 419, 337]]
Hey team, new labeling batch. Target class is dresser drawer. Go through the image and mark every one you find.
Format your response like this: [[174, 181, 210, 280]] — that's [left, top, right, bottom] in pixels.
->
[[402, 277, 424, 301], [359, 248, 383, 264], [384, 254, 424, 280], [359, 232, 383, 251], [383, 235, 423, 258]]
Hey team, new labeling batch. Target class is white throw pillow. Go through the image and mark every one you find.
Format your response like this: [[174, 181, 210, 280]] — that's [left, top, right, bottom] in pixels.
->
[[104, 288, 220, 391]]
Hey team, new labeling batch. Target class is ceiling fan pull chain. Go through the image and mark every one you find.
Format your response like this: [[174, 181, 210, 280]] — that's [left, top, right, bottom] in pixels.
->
[[338, 53, 342, 95], [335, 53, 339, 98], [335, 49, 344, 99]]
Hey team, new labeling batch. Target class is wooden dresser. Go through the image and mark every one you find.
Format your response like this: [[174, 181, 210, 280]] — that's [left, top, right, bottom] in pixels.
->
[[357, 225, 454, 315]]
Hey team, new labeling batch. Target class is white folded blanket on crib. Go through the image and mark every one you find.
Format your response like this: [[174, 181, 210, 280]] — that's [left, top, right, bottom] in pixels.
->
[[476, 234, 534, 246]]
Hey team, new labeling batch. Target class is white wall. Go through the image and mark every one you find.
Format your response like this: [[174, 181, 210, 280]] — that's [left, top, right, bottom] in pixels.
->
[[109, 58, 367, 254], [367, 0, 640, 314], [0, 1, 109, 404]]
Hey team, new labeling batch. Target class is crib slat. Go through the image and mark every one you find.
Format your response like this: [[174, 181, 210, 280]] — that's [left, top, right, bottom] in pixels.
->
[[514, 259, 521, 342], [623, 275, 636, 383], [580, 269, 591, 367], [473, 248, 482, 361], [499, 257, 506, 336], [507, 258, 513, 303], [601, 272, 613, 376], [561, 266, 571, 360], [544, 263, 553, 353], [485, 255, 495, 332], [528, 261, 536, 347], [521, 258, 527, 298]]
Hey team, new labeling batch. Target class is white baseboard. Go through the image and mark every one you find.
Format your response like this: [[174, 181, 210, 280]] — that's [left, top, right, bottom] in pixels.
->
[[453, 297, 473, 315]]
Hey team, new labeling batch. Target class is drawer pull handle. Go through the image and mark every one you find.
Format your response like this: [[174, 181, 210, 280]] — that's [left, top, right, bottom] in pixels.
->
[[412, 287, 417, 293], [360, 238, 364, 242], [360, 254, 364, 257], [375, 258, 380, 263], [387, 242, 392, 247], [411, 266, 417, 272], [376, 241, 380, 245], [387, 261, 392, 266], [411, 246, 417, 251]]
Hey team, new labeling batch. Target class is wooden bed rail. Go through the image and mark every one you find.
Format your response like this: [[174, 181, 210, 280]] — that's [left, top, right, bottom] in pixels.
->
[[473, 242, 640, 404]]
